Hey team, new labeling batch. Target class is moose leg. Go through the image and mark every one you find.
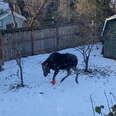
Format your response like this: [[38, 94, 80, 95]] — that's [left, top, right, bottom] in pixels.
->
[[60, 69, 71, 83], [51, 70, 59, 85], [75, 74, 78, 84], [52, 70, 59, 81], [72, 67, 79, 84]]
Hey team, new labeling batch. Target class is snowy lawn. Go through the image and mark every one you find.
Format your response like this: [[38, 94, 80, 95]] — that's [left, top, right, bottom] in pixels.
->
[[0, 43, 116, 116]]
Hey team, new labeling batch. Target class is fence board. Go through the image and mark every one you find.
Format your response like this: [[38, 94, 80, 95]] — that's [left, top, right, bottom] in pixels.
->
[[1, 24, 80, 61]]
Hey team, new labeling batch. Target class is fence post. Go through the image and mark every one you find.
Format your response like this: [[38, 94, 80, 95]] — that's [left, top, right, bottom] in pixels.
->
[[56, 26, 59, 51], [0, 30, 4, 71], [31, 30, 34, 55]]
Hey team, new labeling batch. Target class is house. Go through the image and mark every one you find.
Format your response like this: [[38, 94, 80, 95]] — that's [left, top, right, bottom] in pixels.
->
[[0, 0, 9, 10], [0, 1, 26, 30], [0, 10, 26, 30], [102, 15, 116, 59]]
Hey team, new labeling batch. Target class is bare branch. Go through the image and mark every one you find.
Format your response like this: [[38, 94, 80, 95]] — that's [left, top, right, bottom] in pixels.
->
[[104, 91, 111, 113], [6, 1, 17, 28], [24, 0, 49, 27], [90, 95, 96, 116]]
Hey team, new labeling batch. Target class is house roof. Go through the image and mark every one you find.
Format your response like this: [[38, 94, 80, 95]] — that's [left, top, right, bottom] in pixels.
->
[[106, 15, 116, 21], [101, 15, 116, 36], [0, 1, 9, 10], [0, 10, 26, 21]]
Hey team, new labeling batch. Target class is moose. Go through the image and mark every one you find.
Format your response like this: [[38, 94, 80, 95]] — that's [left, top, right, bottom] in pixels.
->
[[41, 52, 79, 85]]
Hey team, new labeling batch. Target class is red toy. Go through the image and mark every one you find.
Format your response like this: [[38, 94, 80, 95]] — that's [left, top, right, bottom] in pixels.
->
[[50, 80, 56, 85]]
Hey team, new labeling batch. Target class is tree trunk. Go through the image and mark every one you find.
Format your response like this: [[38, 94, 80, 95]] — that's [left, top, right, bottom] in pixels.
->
[[84, 57, 89, 72], [8, 1, 17, 28], [19, 64, 24, 87]]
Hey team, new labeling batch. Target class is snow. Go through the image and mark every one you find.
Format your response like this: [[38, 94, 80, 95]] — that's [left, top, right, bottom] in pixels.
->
[[0, 43, 116, 116]]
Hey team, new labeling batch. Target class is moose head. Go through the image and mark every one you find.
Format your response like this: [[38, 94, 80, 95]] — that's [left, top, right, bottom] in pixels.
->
[[41, 61, 50, 77]]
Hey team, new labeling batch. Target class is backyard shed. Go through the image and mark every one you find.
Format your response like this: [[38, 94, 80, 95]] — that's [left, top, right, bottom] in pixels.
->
[[102, 15, 116, 59]]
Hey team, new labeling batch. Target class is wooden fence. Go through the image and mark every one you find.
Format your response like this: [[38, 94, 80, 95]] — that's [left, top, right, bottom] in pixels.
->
[[0, 31, 4, 68], [0, 24, 80, 61]]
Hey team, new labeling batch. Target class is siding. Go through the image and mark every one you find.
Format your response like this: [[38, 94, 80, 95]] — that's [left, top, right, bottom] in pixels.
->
[[103, 19, 116, 59], [0, 14, 24, 29]]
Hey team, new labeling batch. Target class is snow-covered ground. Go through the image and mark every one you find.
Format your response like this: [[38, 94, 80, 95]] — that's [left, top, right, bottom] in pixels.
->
[[0, 43, 116, 116]]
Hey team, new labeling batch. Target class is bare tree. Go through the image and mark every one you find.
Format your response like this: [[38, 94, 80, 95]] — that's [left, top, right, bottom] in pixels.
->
[[4, 0, 17, 28], [23, 0, 49, 27], [4, 0, 24, 87], [4, 0, 49, 27], [17, 57, 24, 87], [73, 0, 99, 72], [12, 46, 24, 87], [76, 44, 93, 72], [75, 15, 98, 72]]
